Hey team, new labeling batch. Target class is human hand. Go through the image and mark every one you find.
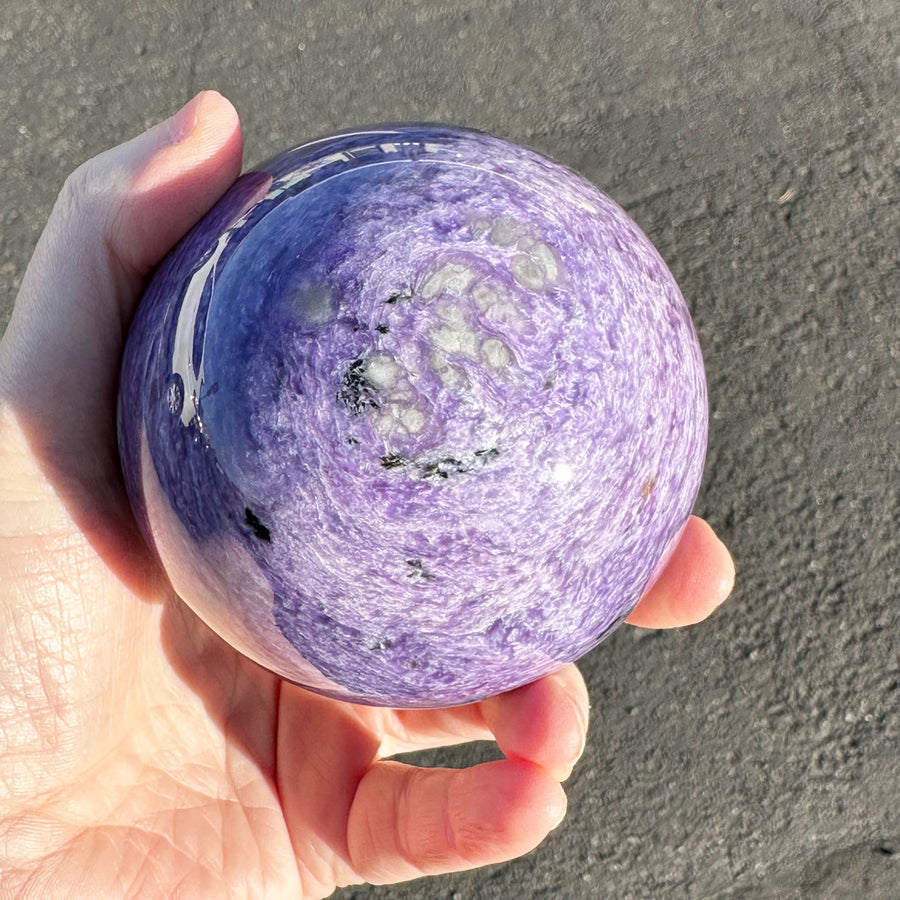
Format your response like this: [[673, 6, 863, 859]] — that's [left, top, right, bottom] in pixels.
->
[[0, 92, 734, 898]]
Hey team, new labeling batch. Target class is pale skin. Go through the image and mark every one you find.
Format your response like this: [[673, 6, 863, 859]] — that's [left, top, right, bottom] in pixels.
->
[[0, 92, 735, 898]]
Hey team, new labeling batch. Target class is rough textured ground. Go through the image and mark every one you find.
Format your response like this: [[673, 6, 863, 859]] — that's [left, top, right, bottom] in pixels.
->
[[2, 1, 898, 898]]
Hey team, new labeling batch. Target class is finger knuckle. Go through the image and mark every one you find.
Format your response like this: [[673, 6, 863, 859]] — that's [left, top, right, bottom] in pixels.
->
[[55, 160, 114, 236]]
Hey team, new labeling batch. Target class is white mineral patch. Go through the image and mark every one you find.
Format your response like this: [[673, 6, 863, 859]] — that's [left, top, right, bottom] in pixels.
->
[[294, 284, 333, 324], [528, 241, 559, 281], [475, 284, 525, 330], [471, 217, 492, 239], [399, 407, 426, 432], [511, 255, 546, 290], [431, 300, 481, 357], [421, 262, 476, 299], [473, 284, 500, 311], [487, 301, 525, 328], [432, 322, 480, 357], [511, 240, 559, 290], [373, 411, 396, 435], [363, 353, 402, 391], [430, 349, 468, 390], [481, 338, 513, 369], [490, 217, 519, 246], [436, 304, 469, 328], [472, 283, 514, 321], [373, 401, 427, 436]]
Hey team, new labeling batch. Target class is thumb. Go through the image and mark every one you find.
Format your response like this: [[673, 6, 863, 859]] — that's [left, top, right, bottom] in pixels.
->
[[0, 92, 242, 576], [1, 90, 243, 392], [103, 89, 246, 285]]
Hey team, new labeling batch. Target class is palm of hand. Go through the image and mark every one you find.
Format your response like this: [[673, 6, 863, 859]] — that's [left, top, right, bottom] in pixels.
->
[[0, 92, 733, 899], [2, 428, 584, 896], [0, 473, 304, 894]]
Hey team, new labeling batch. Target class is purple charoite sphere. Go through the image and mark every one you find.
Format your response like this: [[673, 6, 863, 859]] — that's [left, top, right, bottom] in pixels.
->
[[118, 123, 708, 708]]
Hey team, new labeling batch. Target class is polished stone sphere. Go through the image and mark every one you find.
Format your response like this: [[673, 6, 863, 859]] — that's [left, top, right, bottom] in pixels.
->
[[117, 124, 707, 707]]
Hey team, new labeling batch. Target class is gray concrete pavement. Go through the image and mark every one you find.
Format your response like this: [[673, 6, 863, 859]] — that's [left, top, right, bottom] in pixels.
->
[[2, 1, 898, 897]]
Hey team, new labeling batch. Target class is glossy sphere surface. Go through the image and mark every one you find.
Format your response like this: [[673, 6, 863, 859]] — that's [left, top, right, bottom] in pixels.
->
[[118, 124, 708, 707]]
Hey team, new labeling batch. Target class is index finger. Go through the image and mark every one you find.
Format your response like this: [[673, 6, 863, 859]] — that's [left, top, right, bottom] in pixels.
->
[[379, 664, 589, 783], [625, 515, 735, 630]]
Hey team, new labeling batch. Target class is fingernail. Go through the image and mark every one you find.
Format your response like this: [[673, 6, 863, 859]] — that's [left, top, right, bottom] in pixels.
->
[[572, 699, 589, 760], [553, 668, 590, 744], [569, 690, 590, 745], [549, 791, 568, 830], [167, 91, 206, 144]]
